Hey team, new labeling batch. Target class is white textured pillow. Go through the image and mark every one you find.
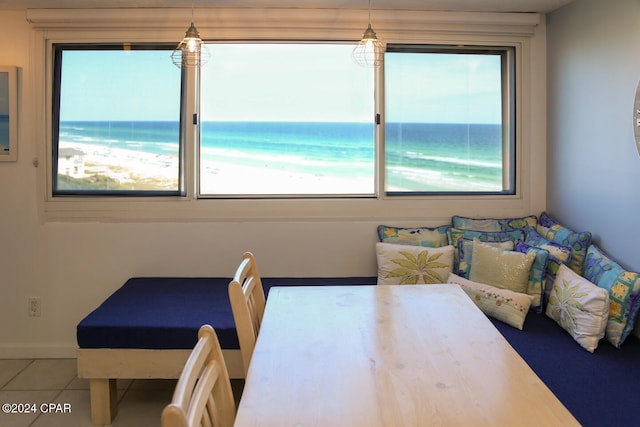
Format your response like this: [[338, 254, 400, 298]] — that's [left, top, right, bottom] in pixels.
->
[[469, 239, 536, 294], [546, 264, 610, 352], [376, 242, 454, 285], [447, 273, 533, 330]]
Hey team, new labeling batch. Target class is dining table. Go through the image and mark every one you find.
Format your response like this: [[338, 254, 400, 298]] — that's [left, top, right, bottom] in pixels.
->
[[233, 284, 579, 427]]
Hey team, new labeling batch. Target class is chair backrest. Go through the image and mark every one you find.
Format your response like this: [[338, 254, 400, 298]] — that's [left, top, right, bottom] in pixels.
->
[[161, 325, 236, 427], [229, 251, 267, 376]]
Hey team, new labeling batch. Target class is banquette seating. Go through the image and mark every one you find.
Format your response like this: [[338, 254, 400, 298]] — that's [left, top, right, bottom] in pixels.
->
[[76, 212, 640, 426]]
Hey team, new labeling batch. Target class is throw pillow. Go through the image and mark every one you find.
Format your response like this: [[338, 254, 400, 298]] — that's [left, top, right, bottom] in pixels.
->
[[457, 238, 514, 278], [546, 265, 610, 353], [452, 214, 538, 232], [583, 245, 640, 348], [524, 226, 573, 305], [376, 242, 454, 286], [377, 225, 450, 248], [537, 212, 592, 276], [514, 240, 549, 314], [447, 273, 534, 330], [469, 239, 536, 294], [447, 228, 524, 273]]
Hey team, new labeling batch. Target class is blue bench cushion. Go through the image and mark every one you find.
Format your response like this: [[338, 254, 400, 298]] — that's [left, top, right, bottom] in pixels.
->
[[77, 278, 237, 350], [77, 277, 377, 350], [492, 313, 640, 427]]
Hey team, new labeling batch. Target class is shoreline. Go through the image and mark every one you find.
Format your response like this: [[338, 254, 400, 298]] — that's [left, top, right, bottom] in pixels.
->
[[58, 141, 501, 194], [59, 141, 375, 194]]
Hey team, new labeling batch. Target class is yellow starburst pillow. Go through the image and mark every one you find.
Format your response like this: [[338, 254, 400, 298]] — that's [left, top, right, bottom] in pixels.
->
[[376, 242, 454, 286]]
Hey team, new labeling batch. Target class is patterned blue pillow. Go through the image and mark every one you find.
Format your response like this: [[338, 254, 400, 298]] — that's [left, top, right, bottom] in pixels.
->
[[377, 225, 450, 248], [452, 215, 537, 232], [515, 240, 549, 313], [583, 245, 640, 348], [524, 226, 572, 306], [583, 245, 625, 289], [538, 212, 592, 275]]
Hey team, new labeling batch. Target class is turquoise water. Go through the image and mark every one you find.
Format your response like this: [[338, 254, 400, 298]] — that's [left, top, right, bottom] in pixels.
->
[[58, 121, 503, 192]]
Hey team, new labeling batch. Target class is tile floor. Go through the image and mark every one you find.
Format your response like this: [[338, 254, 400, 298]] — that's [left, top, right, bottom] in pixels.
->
[[0, 359, 244, 427]]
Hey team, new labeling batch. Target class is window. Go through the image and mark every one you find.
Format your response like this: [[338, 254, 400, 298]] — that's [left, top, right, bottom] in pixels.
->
[[52, 44, 184, 196], [384, 45, 515, 195], [50, 42, 516, 199], [199, 43, 375, 197]]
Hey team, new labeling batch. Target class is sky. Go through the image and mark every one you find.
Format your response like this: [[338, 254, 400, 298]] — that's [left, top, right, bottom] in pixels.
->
[[385, 52, 503, 124], [200, 44, 374, 123], [59, 44, 503, 124], [59, 49, 182, 122]]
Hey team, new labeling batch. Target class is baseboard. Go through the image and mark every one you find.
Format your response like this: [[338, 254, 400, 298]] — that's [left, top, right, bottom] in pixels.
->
[[0, 344, 78, 359]]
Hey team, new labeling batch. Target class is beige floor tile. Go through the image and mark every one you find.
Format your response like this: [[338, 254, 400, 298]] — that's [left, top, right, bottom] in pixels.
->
[[30, 389, 95, 427], [110, 388, 173, 427], [0, 360, 33, 388], [64, 377, 89, 391], [0, 390, 59, 427], [4, 359, 77, 391], [0, 359, 240, 426]]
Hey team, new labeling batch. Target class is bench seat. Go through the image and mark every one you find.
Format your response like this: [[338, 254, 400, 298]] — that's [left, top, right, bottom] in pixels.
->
[[492, 313, 640, 427], [77, 278, 240, 350], [78, 276, 640, 426]]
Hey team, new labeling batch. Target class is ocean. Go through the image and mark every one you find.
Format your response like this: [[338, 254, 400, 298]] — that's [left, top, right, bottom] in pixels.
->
[[58, 121, 503, 193]]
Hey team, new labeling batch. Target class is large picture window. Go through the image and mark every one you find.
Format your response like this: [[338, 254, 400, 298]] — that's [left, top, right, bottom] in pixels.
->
[[49, 42, 517, 199], [384, 45, 515, 195], [199, 43, 375, 197], [52, 44, 184, 196]]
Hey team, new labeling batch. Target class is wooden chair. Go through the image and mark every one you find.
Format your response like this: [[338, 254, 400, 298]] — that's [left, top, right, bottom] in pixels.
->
[[161, 325, 236, 427], [229, 252, 267, 376]]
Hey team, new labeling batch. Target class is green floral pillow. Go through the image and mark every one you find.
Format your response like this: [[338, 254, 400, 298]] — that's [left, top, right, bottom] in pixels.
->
[[376, 242, 454, 286], [546, 264, 609, 353]]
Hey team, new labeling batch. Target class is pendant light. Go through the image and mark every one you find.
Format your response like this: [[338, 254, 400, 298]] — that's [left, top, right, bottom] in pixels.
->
[[352, 0, 383, 67], [171, 5, 210, 69]]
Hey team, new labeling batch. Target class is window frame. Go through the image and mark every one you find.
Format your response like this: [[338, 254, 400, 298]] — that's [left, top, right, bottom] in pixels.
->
[[382, 44, 516, 197], [31, 8, 545, 222], [51, 42, 187, 197]]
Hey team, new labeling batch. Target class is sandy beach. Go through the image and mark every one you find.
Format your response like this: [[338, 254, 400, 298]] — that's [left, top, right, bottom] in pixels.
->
[[59, 141, 374, 194]]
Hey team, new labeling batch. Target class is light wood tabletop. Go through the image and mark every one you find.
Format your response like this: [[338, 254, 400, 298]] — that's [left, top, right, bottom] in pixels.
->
[[233, 284, 579, 427]]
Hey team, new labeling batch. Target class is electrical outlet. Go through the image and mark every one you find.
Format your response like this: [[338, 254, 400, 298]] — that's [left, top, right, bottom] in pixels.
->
[[28, 297, 41, 317]]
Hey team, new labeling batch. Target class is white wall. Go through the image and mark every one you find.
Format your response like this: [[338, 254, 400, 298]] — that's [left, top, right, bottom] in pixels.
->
[[547, 0, 640, 272], [0, 8, 548, 358]]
